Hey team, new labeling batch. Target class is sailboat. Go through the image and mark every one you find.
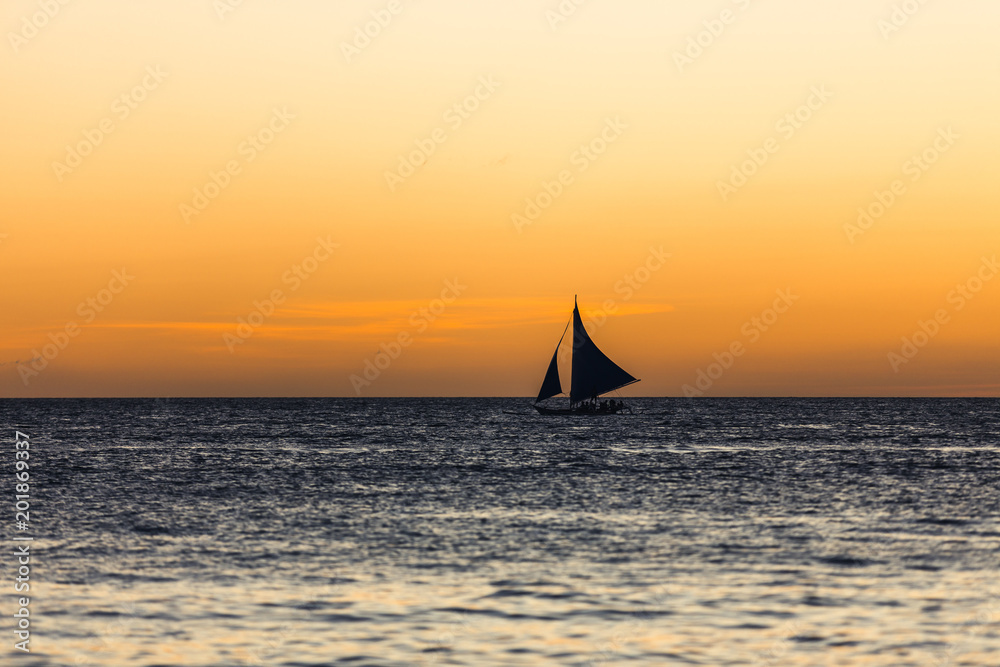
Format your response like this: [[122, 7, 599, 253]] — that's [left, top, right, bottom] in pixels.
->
[[534, 296, 640, 415]]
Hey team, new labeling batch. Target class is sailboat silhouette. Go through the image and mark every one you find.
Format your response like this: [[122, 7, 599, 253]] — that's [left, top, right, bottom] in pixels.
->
[[534, 296, 640, 415]]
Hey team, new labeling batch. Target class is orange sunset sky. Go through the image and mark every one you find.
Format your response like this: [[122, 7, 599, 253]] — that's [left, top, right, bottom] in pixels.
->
[[2, 0, 998, 397]]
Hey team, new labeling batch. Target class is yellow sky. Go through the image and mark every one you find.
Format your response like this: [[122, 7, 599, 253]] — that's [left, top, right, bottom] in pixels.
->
[[2, 0, 998, 397]]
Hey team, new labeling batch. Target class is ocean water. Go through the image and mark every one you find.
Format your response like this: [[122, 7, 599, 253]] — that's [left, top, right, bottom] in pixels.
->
[[2, 397, 1000, 666]]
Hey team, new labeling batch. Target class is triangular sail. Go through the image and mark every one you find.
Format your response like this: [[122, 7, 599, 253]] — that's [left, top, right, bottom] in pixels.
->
[[570, 299, 639, 404], [536, 321, 569, 403]]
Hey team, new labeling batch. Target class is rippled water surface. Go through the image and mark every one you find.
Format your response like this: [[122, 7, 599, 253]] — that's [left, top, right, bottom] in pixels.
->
[[3, 398, 1000, 666]]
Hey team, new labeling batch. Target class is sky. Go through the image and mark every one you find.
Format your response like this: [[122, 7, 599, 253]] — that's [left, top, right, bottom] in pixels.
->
[[2, 0, 998, 397]]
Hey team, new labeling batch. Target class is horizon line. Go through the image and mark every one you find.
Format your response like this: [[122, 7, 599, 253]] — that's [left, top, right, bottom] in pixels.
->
[[2, 395, 998, 400]]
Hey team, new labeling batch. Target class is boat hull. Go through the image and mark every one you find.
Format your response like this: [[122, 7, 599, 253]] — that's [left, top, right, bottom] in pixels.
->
[[533, 403, 633, 416]]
